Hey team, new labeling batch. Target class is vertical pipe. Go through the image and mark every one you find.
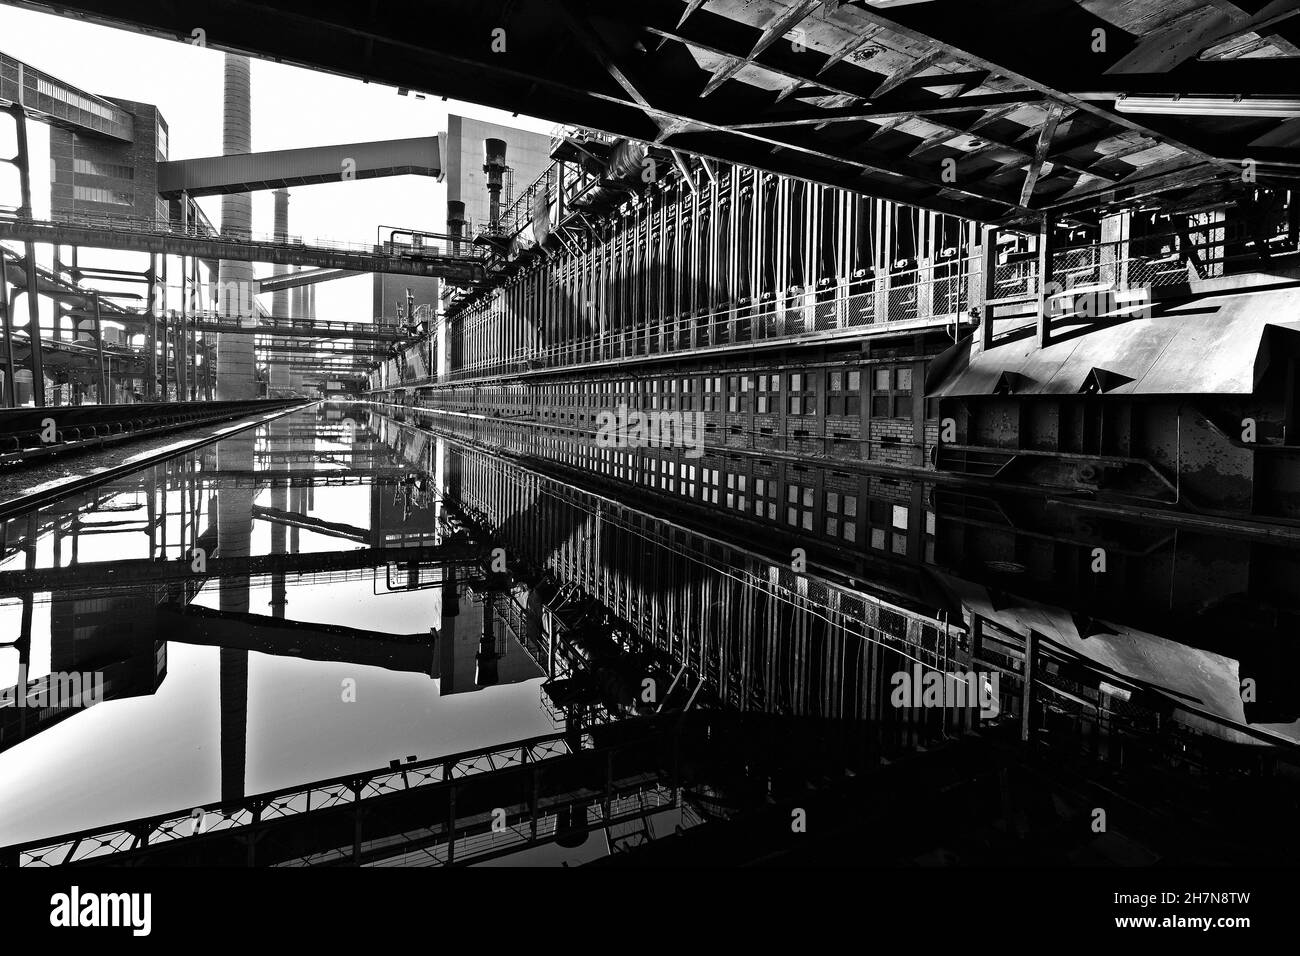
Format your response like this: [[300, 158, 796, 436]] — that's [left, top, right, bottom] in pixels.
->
[[0, 248, 15, 408], [93, 292, 106, 402], [22, 247, 43, 408]]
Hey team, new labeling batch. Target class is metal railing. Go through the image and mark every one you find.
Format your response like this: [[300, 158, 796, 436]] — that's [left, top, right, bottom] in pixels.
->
[[14, 211, 490, 263], [445, 260, 978, 382]]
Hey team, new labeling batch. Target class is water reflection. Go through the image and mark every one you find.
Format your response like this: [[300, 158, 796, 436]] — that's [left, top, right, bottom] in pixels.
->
[[1, 401, 1296, 866]]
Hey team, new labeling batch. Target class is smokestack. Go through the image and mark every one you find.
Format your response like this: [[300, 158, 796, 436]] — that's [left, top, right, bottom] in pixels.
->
[[268, 189, 291, 395], [215, 54, 256, 400], [483, 138, 507, 233], [447, 199, 466, 254]]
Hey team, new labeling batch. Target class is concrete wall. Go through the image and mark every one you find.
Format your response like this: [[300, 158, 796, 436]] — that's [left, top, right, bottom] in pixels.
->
[[443, 113, 551, 237]]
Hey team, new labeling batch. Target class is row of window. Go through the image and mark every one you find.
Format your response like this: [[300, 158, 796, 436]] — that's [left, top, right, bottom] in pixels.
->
[[453, 365, 917, 419], [477, 418, 935, 556], [73, 157, 135, 180], [73, 185, 133, 206], [36, 78, 120, 121]]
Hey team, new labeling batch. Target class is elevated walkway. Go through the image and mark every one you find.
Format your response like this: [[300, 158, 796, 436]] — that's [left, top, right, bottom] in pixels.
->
[[0, 214, 486, 282], [158, 136, 442, 197]]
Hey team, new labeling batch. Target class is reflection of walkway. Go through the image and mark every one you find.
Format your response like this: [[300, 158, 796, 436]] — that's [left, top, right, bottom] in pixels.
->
[[155, 604, 435, 675], [0, 543, 485, 592], [2, 716, 704, 867]]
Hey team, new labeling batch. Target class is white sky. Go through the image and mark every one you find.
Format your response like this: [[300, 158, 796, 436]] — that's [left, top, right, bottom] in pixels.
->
[[0, 4, 553, 322]]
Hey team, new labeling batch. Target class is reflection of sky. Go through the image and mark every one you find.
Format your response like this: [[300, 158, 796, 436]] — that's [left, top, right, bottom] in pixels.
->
[[0, 635, 552, 846], [0, 407, 555, 849]]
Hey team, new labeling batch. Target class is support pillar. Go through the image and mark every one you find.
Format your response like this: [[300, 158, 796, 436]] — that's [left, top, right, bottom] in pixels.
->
[[0, 247, 15, 407], [92, 292, 107, 402], [980, 224, 998, 354], [1021, 629, 1038, 743], [1036, 215, 1054, 349]]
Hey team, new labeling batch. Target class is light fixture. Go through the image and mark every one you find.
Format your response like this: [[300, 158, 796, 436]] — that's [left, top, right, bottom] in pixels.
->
[[1114, 94, 1300, 118]]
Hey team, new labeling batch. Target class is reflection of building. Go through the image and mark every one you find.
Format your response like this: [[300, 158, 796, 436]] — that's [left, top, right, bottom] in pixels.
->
[[1, 588, 168, 754], [434, 584, 542, 695]]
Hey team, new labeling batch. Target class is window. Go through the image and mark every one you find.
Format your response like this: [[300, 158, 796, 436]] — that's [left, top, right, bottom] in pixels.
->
[[788, 372, 816, 416], [703, 376, 722, 412], [754, 476, 777, 520], [871, 364, 913, 418], [756, 374, 780, 415], [726, 471, 748, 512], [73, 185, 132, 205], [73, 158, 134, 180], [703, 468, 720, 504], [727, 375, 742, 413], [825, 491, 858, 542], [826, 369, 862, 416], [892, 505, 909, 531], [786, 481, 814, 530], [36, 78, 118, 121], [679, 377, 694, 411]]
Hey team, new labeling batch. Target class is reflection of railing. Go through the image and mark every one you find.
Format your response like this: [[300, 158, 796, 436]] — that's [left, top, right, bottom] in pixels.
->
[[3, 731, 577, 866]]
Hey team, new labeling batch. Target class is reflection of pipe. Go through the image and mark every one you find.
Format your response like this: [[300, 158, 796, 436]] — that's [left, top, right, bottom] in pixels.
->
[[476, 594, 500, 687]]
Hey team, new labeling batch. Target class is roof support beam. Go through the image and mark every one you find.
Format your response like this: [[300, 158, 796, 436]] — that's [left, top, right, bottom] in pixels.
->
[[1020, 104, 1064, 207], [699, 0, 821, 97], [870, 48, 945, 98]]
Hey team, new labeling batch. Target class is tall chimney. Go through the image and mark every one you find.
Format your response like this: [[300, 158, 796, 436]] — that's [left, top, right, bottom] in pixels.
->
[[214, 54, 256, 400], [483, 138, 507, 233]]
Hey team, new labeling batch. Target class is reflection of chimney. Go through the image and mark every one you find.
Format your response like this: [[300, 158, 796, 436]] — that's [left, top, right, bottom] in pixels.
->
[[483, 138, 507, 232], [447, 200, 466, 255], [476, 596, 501, 687]]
